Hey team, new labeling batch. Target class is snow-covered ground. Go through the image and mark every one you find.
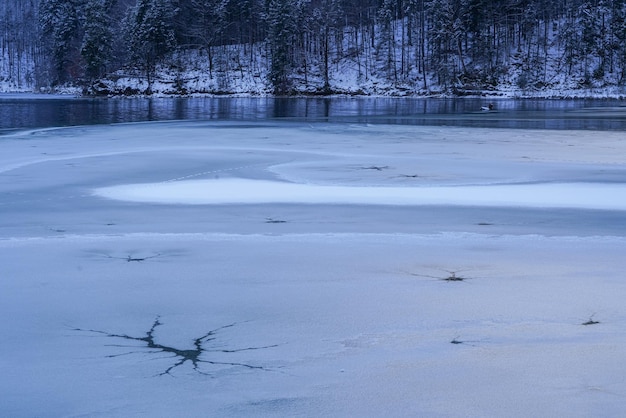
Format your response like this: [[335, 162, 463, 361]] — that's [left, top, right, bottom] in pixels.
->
[[2, 121, 626, 417]]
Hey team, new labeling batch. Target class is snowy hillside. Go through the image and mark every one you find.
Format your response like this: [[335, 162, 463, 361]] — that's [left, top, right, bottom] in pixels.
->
[[89, 42, 626, 98], [4, 0, 626, 98]]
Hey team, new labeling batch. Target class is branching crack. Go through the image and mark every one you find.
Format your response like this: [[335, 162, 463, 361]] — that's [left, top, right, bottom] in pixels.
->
[[450, 336, 481, 346], [87, 249, 187, 263], [265, 217, 287, 223], [582, 314, 600, 326], [361, 165, 389, 171], [121, 254, 161, 262], [73, 316, 279, 376], [407, 269, 474, 282]]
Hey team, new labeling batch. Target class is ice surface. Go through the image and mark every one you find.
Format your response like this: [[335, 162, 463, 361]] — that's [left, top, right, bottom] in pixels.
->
[[1, 121, 626, 417]]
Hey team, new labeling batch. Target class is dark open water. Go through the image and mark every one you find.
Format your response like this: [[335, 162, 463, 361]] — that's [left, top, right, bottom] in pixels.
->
[[2, 95, 626, 134]]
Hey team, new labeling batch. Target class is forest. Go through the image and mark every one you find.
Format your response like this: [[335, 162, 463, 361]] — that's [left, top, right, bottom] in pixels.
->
[[2, 0, 626, 96]]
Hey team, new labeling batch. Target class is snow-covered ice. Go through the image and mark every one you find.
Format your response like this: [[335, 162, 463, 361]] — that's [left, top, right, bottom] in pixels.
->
[[1, 121, 626, 417], [96, 178, 626, 210]]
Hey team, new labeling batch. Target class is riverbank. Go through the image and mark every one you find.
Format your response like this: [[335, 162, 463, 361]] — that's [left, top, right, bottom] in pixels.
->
[[5, 73, 626, 100]]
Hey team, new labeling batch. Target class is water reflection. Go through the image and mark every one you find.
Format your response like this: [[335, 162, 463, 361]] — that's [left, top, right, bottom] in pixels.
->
[[1, 95, 626, 133]]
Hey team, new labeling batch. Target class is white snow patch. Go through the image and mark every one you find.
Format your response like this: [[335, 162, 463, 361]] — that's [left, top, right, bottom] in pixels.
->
[[95, 178, 626, 210]]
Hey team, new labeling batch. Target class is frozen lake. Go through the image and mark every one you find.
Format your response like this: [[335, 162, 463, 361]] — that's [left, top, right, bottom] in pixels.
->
[[2, 99, 626, 417]]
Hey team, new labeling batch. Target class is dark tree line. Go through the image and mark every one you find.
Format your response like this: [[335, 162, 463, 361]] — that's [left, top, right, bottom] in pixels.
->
[[1, 0, 42, 88], [3, 0, 626, 94]]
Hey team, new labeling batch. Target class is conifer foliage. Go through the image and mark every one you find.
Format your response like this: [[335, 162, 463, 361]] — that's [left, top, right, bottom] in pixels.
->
[[265, 0, 304, 93], [124, 0, 177, 90], [39, 0, 83, 84], [4, 0, 626, 93], [81, 0, 114, 81]]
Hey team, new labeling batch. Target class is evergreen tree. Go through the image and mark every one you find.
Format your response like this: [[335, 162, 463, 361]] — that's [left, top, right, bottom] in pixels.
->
[[185, 0, 230, 75], [265, 0, 303, 94], [427, 0, 463, 88], [378, 0, 398, 82], [81, 0, 114, 80], [39, 0, 83, 85], [124, 0, 177, 89], [609, 0, 626, 82], [0, 0, 41, 88], [11, 0, 626, 93], [310, 0, 343, 91]]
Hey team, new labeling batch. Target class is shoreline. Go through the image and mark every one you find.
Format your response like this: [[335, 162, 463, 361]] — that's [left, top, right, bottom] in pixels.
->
[[3, 89, 626, 100]]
